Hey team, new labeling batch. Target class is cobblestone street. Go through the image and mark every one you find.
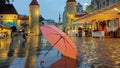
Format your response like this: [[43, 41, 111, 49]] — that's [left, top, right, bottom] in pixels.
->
[[0, 36, 120, 68], [73, 37, 120, 68]]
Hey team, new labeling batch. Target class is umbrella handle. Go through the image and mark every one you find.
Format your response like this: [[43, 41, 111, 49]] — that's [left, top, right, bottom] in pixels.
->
[[43, 46, 53, 57], [40, 57, 44, 63], [43, 36, 62, 57], [40, 36, 62, 64]]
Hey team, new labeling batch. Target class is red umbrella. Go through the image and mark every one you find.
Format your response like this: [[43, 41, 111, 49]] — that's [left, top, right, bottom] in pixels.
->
[[50, 57, 77, 68], [40, 25, 77, 59]]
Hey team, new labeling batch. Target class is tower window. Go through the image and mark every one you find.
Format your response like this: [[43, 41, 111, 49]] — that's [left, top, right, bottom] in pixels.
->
[[14, 16, 16, 18], [0, 16, 3, 18]]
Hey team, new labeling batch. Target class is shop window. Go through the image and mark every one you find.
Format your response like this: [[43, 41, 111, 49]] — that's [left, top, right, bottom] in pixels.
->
[[114, 18, 119, 27]]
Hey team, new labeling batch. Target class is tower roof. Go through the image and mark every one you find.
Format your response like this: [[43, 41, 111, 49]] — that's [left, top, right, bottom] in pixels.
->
[[67, 0, 76, 2], [0, 4, 18, 14], [29, 0, 39, 6]]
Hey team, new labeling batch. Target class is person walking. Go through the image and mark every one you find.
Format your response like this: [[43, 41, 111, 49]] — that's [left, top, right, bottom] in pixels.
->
[[8, 26, 18, 57], [10, 26, 18, 41], [21, 29, 28, 42], [78, 27, 82, 37], [19, 26, 28, 42]]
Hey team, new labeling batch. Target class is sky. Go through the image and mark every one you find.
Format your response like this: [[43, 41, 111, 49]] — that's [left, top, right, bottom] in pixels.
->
[[12, 0, 91, 22]]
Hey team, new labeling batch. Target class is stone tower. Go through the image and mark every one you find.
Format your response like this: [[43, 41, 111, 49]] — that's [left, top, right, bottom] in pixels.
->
[[29, 0, 40, 35], [65, 0, 76, 32]]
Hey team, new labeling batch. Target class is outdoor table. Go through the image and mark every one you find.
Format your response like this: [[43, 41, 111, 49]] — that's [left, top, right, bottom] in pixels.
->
[[82, 31, 85, 37], [92, 31, 104, 38]]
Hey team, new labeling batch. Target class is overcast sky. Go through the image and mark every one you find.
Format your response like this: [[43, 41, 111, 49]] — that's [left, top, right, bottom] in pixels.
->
[[13, 0, 91, 22]]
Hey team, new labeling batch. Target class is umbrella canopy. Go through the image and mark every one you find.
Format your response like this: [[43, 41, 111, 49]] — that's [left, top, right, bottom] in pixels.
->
[[6, 22, 16, 27], [40, 25, 77, 59], [50, 57, 76, 68]]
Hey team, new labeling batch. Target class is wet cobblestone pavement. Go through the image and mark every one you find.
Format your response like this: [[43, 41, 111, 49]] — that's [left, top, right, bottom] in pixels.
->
[[0, 36, 120, 68], [72, 37, 120, 68]]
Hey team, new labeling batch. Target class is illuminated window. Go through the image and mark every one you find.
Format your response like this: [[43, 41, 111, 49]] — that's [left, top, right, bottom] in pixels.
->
[[14, 16, 16, 18]]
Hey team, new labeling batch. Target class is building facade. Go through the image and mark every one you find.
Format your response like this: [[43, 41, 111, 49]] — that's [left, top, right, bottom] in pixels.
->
[[92, 0, 120, 12], [90, 0, 120, 31], [0, 4, 18, 26], [0, 0, 41, 37], [75, 0, 120, 33], [0, 4, 18, 38]]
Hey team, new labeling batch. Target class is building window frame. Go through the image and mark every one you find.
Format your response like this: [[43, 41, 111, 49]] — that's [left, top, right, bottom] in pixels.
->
[[106, 0, 109, 6]]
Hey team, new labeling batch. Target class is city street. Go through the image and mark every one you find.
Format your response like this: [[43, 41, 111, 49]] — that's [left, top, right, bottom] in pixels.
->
[[74, 37, 120, 68], [0, 36, 120, 68], [1, 0, 120, 68]]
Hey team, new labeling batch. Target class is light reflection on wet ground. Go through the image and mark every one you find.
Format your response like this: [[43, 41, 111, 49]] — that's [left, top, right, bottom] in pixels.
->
[[0, 36, 120, 68], [72, 37, 120, 68]]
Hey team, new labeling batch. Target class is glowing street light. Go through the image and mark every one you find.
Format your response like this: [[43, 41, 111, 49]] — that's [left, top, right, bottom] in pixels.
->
[[114, 8, 119, 11], [114, 8, 120, 13], [84, 2, 88, 6]]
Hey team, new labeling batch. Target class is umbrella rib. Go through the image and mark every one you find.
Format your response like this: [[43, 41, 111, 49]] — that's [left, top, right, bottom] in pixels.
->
[[63, 37, 67, 48], [43, 36, 62, 57], [45, 33, 62, 36], [61, 37, 73, 57], [64, 37, 76, 50]]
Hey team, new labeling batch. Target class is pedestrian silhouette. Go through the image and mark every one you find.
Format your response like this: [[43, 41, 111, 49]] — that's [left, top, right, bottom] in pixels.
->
[[10, 26, 17, 38]]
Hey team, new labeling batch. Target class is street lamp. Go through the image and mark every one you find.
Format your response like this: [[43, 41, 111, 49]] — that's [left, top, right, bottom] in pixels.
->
[[84, 2, 88, 6]]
